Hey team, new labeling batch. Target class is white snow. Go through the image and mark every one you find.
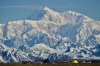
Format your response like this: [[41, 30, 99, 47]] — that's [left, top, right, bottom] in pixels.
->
[[0, 7, 100, 62]]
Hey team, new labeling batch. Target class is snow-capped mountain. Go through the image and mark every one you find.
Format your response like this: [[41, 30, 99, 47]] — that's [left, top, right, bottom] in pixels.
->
[[0, 7, 100, 63]]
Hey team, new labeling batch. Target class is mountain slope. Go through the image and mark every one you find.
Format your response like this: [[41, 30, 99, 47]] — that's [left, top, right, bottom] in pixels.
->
[[0, 7, 100, 63]]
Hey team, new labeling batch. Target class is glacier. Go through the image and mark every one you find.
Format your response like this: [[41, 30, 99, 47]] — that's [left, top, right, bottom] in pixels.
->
[[0, 7, 100, 63]]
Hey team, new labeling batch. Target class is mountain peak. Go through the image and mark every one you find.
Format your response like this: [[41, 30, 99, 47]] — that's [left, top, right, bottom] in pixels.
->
[[27, 7, 55, 20], [44, 7, 54, 12], [66, 10, 93, 22], [43, 7, 56, 14]]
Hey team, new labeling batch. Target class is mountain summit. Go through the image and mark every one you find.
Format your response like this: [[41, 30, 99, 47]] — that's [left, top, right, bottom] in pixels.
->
[[28, 7, 93, 24], [0, 7, 100, 63], [44, 7, 55, 13]]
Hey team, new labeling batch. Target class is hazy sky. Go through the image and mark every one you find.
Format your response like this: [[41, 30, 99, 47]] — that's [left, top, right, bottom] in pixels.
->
[[0, 0, 100, 23]]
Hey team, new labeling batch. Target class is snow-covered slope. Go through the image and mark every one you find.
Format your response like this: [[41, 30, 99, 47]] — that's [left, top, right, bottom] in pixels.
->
[[0, 7, 100, 63]]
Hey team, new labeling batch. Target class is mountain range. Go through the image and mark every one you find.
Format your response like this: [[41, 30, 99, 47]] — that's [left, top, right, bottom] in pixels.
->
[[0, 7, 100, 63]]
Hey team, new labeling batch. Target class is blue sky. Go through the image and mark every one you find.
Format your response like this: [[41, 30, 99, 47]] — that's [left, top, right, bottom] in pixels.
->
[[0, 0, 100, 23]]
